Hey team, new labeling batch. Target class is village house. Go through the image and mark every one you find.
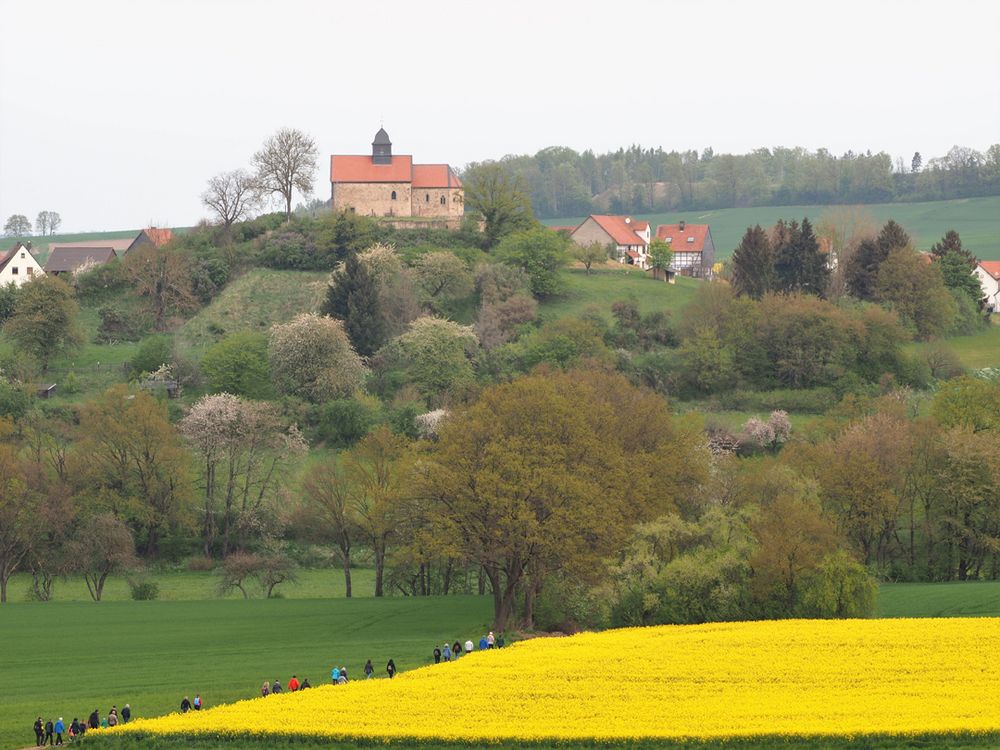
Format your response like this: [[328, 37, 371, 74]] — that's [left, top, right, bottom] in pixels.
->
[[975, 261, 1000, 312], [45, 227, 174, 275], [0, 242, 45, 286], [655, 221, 715, 277], [330, 128, 464, 220], [567, 215, 651, 267]]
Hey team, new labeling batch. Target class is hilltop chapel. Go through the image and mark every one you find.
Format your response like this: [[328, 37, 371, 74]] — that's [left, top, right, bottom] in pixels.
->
[[330, 128, 464, 218]]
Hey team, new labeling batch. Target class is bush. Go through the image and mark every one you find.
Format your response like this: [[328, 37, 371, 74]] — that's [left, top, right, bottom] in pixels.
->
[[924, 343, 966, 380], [0, 282, 22, 324], [128, 579, 160, 601], [0, 380, 31, 422], [187, 556, 216, 572], [96, 305, 147, 343], [201, 331, 273, 399], [313, 397, 379, 447], [131, 335, 173, 375], [74, 259, 128, 303]]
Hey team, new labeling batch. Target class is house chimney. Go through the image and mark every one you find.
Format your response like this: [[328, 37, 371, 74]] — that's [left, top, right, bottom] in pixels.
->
[[679, 220, 686, 231]]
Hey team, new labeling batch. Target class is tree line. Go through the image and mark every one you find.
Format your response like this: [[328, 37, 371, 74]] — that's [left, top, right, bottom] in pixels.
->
[[465, 143, 1000, 218]]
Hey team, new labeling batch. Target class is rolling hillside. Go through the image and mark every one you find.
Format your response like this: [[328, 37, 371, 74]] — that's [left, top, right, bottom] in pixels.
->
[[545, 196, 1000, 259]]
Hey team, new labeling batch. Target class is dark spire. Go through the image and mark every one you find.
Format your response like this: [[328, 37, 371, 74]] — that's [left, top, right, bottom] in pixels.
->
[[372, 127, 392, 165]]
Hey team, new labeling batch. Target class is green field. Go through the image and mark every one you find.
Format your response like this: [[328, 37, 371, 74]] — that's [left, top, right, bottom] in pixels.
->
[[540, 267, 700, 322], [546, 196, 1000, 259], [2, 595, 492, 750]]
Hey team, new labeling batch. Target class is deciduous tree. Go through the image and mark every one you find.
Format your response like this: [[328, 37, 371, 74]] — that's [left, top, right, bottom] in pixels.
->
[[268, 313, 367, 402], [411, 251, 474, 309], [253, 128, 318, 221], [123, 244, 198, 331], [0, 445, 32, 603], [5, 275, 83, 371], [65, 513, 139, 601], [3, 214, 31, 236], [202, 169, 261, 233], [463, 162, 534, 248], [495, 227, 569, 298], [570, 241, 608, 275]]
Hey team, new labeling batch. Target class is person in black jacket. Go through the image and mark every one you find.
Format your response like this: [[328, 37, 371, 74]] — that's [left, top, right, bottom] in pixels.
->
[[88, 710, 100, 730], [386, 659, 397, 679], [43, 719, 53, 746], [33, 717, 43, 746], [121, 704, 132, 723], [180, 696, 192, 713], [433, 646, 441, 664]]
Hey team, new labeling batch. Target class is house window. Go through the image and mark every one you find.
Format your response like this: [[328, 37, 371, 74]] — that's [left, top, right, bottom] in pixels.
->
[[391, 190, 397, 200], [440, 195, 446, 205], [10, 267, 17, 275], [19, 252, 25, 258], [26, 267, 33, 276], [425, 193, 429, 202]]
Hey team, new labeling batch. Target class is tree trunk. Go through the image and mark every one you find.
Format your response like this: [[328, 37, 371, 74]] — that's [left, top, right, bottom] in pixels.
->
[[478, 566, 486, 595], [374, 541, 385, 597], [442, 560, 453, 596], [342, 549, 352, 599], [0, 573, 6, 603]]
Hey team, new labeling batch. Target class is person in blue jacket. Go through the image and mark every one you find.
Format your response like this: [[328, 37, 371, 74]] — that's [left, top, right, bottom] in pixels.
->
[[478, 635, 488, 650], [53, 718, 65, 746], [331, 666, 340, 683]]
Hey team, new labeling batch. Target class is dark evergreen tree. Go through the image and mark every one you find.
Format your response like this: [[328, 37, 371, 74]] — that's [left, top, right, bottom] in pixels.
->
[[322, 253, 387, 356], [911, 152, 922, 173], [930, 230, 977, 267], [937, 250, 984, 307], [846, 220, 912, 301], [731, 224, 775, 299], [773, 218, 828, 296]]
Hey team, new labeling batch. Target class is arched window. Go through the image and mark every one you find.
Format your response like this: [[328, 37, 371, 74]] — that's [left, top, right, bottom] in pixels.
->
[[440, 195, 446, 205], [425, 193, 430, 202], [391, 190, 397, 200]]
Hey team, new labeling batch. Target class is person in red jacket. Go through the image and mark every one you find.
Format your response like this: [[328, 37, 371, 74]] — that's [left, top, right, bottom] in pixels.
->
[[288, 675, 300, 692]]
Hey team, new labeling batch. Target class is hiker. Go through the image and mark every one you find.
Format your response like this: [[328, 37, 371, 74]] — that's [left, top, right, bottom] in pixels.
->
[[54, 718, 65, 745], [261, 680, 270, 697], [88, 710, 99, 730], [271, 679, 282, 694], [433, 646, 441, 664], [107, 709, 118, 727], [300, 677, 311, 689], [487, 631, 496, 648], [193, 695, 202, 711], [69, 719, 81, 740], [497, 633, 506, 648], [33, 717, 43, 746], [453, 641, 462, 659], [479, 634, 488, 650], [75, 722, 86, 739], [121, 704, 132, 723], [180, 696, 192, 713], [386, 658, 397, 679], [443, 642, 451, 661], [340, 667, 348, 682], [465, 638, 474, 654], [288, 675, 300, 692], [44, 719, 53, 746], [331, 666, 340, 683], [364, 659, 374, 679]]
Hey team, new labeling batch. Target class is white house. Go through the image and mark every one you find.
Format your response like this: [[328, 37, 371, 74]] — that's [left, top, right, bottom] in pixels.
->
[[567, 215, 651, 268], [0, 242, 45, 287], [654, 221, 716, 277], [975, 261, 1000, 312]]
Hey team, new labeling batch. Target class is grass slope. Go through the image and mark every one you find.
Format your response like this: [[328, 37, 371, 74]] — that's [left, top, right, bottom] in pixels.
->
[[878, 581, 1000, 618], [541, 267, 700, 322], [545, 196, 1000, 259], [176, 269, 328, 353], [1, 596, 491, 750]]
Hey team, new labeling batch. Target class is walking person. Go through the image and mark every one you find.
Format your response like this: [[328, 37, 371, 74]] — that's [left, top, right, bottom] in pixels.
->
[[43, 719, 53, 746], [433, 646, 441, 664], [453, 641, 462, 659], [261, 680, 270, 697], [180, 696, 192, 713], [288, 675, 300, 692], [386, 658, 397, 679], [364, 659, 374, 679], [300, 677, 311, 689], [121, 704, 132, 723], [54, 718, 65, 746], [193, 695, 203, 711], [340, 667, 348, 682], [479, 634, 488, 650], [33, 717, 43, 746], [107, 709, 118, 727], [465, 638, 474, 654], [443, 642, 451, 662], [271, 679, 282, 694], [487, 631, 496, 649], [331, 666, 340, 683], [88, 710, 100, 731]]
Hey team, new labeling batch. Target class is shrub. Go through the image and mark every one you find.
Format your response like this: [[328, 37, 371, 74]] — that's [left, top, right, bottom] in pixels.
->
[[313, 397, 379, 447], [131, 335, 173, 375], [201, 331, 273, 399], [924, 343, 966, 381], [96, 305, 146, 343], [128, 579, 160, 601]]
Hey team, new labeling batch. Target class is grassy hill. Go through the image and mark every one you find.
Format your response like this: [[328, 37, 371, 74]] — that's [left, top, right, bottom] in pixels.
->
[[545, 196, 1000, 259], [540, 266, 700, 321]]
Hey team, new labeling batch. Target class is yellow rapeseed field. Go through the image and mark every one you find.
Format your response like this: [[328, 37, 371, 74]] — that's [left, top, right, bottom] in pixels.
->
[[114, 618, 1000, 742]]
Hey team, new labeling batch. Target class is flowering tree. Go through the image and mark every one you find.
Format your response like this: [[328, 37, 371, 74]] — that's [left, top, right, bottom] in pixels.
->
[[268, 313, 367, 402]]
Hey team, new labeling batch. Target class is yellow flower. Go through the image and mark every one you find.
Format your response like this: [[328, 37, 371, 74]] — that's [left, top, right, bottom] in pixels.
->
[[113, 618, 1000, 741]]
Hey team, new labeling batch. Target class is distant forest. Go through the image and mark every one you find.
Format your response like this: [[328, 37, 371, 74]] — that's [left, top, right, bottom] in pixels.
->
[[466, 144, 1000, 219]]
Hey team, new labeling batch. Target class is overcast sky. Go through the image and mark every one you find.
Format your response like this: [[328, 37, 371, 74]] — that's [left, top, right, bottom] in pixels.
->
[[1, 0, 998, 232]]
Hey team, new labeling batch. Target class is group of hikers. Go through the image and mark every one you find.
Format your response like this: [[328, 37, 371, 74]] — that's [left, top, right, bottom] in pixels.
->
[[179, 694, 204, 712], [33, 705, 131, 745], [433, 631, 504, 663]]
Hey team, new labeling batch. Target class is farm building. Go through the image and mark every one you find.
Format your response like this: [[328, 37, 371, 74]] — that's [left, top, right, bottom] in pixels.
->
[[0, 242, 45, 286], [975, 261, 1000, 312], [330, 128, 464, 220], [567, 215, 651, 267], [655, 221, 715, 277], [45, 227, 174, 275]]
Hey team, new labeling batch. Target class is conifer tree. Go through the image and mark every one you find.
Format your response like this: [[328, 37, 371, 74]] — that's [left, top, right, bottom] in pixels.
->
[[930, 230, 977, 267], [731, 224, 775, 299], [846, 219, 912, 301], [322, 253, 387, 356], [773, 218, 828, 296]]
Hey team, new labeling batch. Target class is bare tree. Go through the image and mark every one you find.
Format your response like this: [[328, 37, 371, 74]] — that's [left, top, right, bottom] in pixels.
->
[[65, 513, 139, 601], [252, 128, 318, 221], [35, 211, 49, 236], [202, 169, 261, 233], [47, 211, 61, 235], [123, 243, 198, 330], [3, 214, 31, 236]]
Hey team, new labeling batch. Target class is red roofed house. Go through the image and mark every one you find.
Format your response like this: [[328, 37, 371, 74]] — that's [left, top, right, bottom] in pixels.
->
[[0, 242, 45, 287], [330, 128, 463, 219], [654, 221, 716, 277], [568, 215, 651, 268], [975, 261, 1000, 312]]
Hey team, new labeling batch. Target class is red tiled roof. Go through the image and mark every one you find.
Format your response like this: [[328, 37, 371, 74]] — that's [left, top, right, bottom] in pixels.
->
[[587, 215, 648, 247], [656, 223, 709, 253], [331, 155, 414, 183], [144, 227, 173, 247], [412, 164, 462, 189], [632, 221, 649, 232], [626, 250, 640, 259], [979, 261, 1000, 280]]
